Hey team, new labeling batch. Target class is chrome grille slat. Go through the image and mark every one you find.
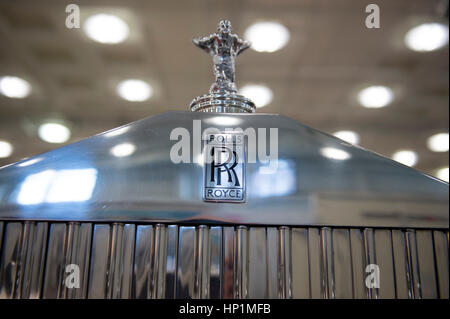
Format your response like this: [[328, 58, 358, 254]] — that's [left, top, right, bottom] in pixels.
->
[[433, 230, 449, 299], [374, 229, 396, 299], [266, 227, 278, 298], [391, 229, 412, 299], [349, 229, 366, 298], [0, 222, 22, 298], [307, 227, 322, 298], [133, 225, 154, 299], [415, 230, 438, 298], [278, 226, 291, 299], [332, 228, 353, 298], [42, 223, 67, 298], [222, 226, 234, 299], [406, 229, 421, 298], [320, 227, 333, 299], [209, 226, 222, 299], [0, 222, 3, 256], [19, 222, 47, 299], [0, 221, 448, 299], [109, 223, 135, 299], [363, 228, 377, 298], [67, 222, 92, 299], [164, 225, 178, 299], [248, 227, 268, 298], [234, 226, 248, 299], [153, 224, 167, 299], [87, 224, 111, 299], [291, 228, 309, 298], [176, 226, 195, 298], [196, 225, 210, 299]]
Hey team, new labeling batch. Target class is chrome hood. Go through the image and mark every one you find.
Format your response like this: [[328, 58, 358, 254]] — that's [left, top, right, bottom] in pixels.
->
[[0, 111, 448, 228]]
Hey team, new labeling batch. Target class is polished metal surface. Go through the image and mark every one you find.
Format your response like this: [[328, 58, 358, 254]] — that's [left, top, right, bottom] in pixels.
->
[[0, 221, 448, 299], [0, 111, 447, 228], [190, 20, 255, 113]]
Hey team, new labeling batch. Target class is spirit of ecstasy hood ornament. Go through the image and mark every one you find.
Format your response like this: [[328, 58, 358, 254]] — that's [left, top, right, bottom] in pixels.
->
[[190, 20, 256, 113]]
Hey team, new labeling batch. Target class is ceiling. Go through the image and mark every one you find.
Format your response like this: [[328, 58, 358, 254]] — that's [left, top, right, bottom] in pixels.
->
[[0, 0, 448, 178]]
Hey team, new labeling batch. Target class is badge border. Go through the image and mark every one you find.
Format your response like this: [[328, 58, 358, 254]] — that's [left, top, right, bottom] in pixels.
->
[[202, 132, 246, 203]]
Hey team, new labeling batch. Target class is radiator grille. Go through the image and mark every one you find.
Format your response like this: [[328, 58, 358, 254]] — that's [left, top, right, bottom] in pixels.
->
[[0, 221, 448, 299]]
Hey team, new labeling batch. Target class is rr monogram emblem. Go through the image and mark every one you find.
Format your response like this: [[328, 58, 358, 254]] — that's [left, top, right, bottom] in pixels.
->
[[204, 133, 245, 202]]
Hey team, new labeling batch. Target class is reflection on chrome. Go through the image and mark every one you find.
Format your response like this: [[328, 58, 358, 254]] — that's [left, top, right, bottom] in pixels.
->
[[253, 160, 296, 197], [258, 159, 291, 174], [320, 147, 351, 160], [46, 169, 97, 203], [16, 157, 43, 167], [111, 143, 136, 157], [17, 170, 55, 205], [103, 126, 130, 137], [205, 116, 243, 127], [17, 168, 97, 205], [195, 152, 204, 166], [0, 112, 447, 228]]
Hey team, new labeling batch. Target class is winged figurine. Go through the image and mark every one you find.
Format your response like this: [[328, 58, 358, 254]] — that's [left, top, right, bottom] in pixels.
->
[[193, 20, 251, 93]]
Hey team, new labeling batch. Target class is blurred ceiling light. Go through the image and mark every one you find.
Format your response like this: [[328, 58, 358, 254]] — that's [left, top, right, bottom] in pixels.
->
[[239, 84, 273, 107], [392, 150, 418, 167], [117, 79, 153, 102], [358, 86, 394, 108], [111, 143, 135, 157], [38, 123, 71, 144], [244, 21, 290, 52], [427, 133, 449, 152], [0, 76, 31, 98], [405, 23, 449, 52], [320, 147, 351, 160], [0, 140, 13, 158], [436, 167, 449, 182], [333, 130, 360, 144], [83, 14, 129, 44]]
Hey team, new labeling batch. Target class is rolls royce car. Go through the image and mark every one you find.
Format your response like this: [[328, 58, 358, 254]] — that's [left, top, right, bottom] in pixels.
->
[[0, 19, 448, 300]]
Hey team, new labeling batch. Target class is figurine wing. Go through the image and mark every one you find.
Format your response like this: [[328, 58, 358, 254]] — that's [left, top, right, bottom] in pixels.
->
[[235, 38, 251, 56], [192, 34, 216, 54]]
